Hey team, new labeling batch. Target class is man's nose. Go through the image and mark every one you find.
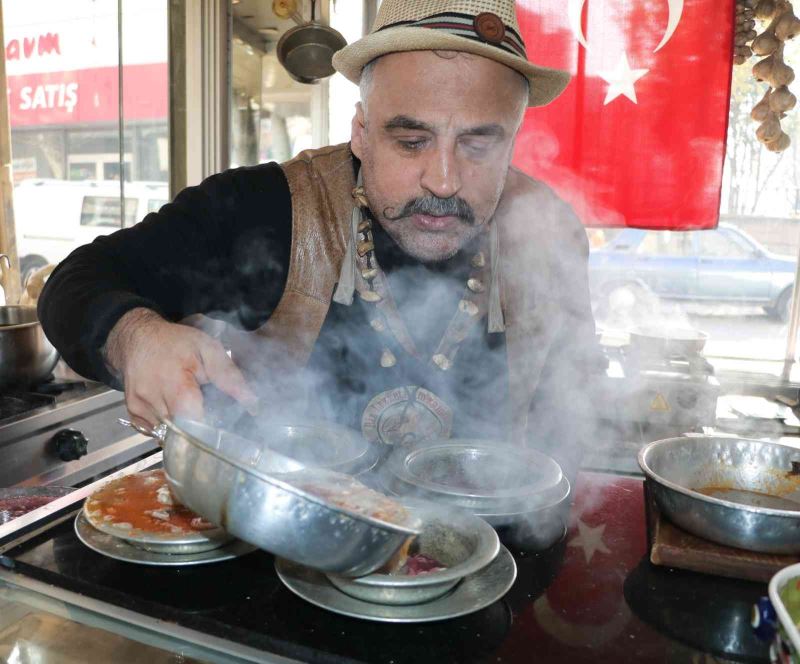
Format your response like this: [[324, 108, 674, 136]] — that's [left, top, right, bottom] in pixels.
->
[[420, 146, 462, 200]]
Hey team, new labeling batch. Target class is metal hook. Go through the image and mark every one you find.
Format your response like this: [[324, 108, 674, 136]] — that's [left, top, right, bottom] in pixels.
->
[[118, 417, 167, 443]]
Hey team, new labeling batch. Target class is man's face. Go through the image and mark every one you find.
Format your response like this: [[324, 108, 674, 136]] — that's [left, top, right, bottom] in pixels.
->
[[351, 51, 527, 263]]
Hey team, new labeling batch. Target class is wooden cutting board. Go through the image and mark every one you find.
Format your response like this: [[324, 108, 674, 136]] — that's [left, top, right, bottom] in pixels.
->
[[644, 481, 800, 583]]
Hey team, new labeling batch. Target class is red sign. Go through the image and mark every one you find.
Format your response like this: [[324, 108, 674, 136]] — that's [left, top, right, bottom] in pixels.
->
[[513, 0, 734, 229], [5, 32, 62, 61], [7, 62, 168, 127]]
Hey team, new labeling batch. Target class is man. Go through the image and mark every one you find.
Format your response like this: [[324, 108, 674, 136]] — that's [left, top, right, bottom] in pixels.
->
[[39, 0, 602, 477]]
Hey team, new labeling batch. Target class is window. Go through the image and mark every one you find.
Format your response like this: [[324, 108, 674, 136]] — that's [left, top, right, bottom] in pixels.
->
[[636, 231, 691, 257], [4, 0, 169, 282], [80, 197, 138, 228], [146, 199, 168, 214], [695, 230, 750, 258], [590, 35, 800, 381]]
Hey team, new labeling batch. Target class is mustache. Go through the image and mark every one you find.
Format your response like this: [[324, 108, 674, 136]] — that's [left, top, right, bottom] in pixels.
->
[[383, 196, 476, 225]]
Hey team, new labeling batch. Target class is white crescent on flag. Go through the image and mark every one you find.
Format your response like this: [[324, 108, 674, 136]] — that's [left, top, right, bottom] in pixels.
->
[[654, 0, 685, 52], [567, 0, 589, 49], [567, 0, 685, 52]]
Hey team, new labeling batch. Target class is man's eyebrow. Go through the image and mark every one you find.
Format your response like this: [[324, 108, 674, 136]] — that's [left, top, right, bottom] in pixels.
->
[[383, 116, 506, 139], [462, 124, 505, 138], [384, 115, 435, 132]]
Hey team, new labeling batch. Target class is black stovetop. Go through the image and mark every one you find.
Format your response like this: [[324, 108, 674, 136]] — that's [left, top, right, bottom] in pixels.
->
[[0, 474, 771, 664], [0, 379, 99, 424]]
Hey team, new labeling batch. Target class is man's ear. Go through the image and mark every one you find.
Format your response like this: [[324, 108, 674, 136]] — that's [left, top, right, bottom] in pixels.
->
[[350, 102, 366, 160]]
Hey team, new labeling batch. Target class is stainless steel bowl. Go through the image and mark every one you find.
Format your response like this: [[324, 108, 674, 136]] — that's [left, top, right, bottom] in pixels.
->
[[0, 305, 59, 389], [162, 416, 420, 576], [629, 326, 708, 357], [384, 440, 564, 513], [639, 435, 800, 554], [249, 421, 378, 476], [325, 505, 499, 605]]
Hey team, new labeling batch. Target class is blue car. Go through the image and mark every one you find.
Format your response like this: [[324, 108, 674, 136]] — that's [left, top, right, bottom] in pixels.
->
[[588, 223, 796, 321]]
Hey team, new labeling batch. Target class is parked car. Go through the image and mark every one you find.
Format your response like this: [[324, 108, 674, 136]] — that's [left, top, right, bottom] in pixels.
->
[[588, 223, 796, 321], [13, 178, 168, 283]]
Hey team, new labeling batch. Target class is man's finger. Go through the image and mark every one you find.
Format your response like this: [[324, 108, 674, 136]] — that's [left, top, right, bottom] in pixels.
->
[[125, 392, 160, 431], [166, 371, 206, 421], [199, 343, 258, 410]]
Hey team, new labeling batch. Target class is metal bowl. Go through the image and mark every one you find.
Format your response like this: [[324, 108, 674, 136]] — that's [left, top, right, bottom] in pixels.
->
[[240, 420, 378, 476], [162, 416, 420, 576], [629, 326, 708, 357], [639, 435, 800, 553], [325, 505, 499, 606], [0, 305, 59, 389], [384, 440, 564, 513]]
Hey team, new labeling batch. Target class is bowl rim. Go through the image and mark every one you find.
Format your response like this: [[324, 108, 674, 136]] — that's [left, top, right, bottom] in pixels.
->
[[388, 440, 563, 501], [638, 435, 800, 518], [262, 421, 378, 474], [163, 417, 420, 537], [325, 508, 500, 589], [0, 304, 43, 330]]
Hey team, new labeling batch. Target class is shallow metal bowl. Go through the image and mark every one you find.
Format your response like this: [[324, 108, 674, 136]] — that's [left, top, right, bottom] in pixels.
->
[[243, 421, 378, 476], [639, 435, 800, 554], [629, 326, 708, 357], [162, 417, 419, 576], [325, 505, 499, 606], [385, 440, 563, 513]]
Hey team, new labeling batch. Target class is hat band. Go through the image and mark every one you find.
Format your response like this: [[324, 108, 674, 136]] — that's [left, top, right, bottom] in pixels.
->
[[377, 12, 527, 59]]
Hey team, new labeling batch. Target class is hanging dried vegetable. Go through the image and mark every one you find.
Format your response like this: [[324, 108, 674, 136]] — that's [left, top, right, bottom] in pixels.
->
[[735, 0, 798, 152]]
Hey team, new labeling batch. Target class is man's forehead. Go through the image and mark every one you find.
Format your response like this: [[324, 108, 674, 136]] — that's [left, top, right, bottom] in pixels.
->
[[366, 51, 526, 121]]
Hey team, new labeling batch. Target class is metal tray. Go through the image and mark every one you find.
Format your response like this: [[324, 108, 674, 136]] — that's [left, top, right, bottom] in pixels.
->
[[75, 512, 256, 566], [276, 546, 517, 623], [325, 506, 499, 606]]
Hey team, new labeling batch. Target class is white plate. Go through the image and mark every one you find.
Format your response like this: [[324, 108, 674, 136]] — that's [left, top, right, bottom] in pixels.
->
[[275, 545, 517, 623], [75, 512, 256, 566]]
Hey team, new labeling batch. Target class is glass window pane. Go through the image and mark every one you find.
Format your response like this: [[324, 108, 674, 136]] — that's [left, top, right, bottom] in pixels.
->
[[6, 0, 169, 287], [6, 0, 123, 278], [696, 230, 748, 258]]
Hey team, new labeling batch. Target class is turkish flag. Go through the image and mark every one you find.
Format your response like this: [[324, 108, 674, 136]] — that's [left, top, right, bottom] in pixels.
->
[[513, 0, 735, 229]]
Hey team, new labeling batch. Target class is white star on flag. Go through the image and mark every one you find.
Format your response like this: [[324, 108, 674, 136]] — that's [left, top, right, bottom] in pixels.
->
[[568, 519, 611, 563], [599, 53, 649, 105]]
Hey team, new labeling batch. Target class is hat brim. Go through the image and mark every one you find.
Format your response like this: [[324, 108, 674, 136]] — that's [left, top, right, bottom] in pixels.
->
[[332, 27, 570, 108]]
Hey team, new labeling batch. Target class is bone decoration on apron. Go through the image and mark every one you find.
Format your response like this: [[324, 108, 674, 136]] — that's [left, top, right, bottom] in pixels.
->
[[332, 178, 502, 447]]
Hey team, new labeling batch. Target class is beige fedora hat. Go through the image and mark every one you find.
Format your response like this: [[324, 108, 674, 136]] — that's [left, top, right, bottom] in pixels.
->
[[332, 0, 570, 108]]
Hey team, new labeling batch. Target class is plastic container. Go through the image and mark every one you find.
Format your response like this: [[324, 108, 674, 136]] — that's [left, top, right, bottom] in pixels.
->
[[768, 562, 800, 662]]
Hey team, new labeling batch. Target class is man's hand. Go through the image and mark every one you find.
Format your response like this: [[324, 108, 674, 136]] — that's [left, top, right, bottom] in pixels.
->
[[104, 308, 257, 429]]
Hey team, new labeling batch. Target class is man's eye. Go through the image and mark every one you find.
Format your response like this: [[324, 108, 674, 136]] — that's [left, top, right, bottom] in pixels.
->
[[398, 138, 427, 150], [461, 138, 492, 154]]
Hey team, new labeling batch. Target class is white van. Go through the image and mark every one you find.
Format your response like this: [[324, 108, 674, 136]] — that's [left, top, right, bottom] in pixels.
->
[[13, 179, 169, 281]]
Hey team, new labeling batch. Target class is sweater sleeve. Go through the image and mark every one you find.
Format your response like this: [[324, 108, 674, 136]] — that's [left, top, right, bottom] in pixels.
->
[[37, 162, 292, 385]]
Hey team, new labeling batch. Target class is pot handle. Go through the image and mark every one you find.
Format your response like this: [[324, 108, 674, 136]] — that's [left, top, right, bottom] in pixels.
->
[[118, 418, 167, 445]]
